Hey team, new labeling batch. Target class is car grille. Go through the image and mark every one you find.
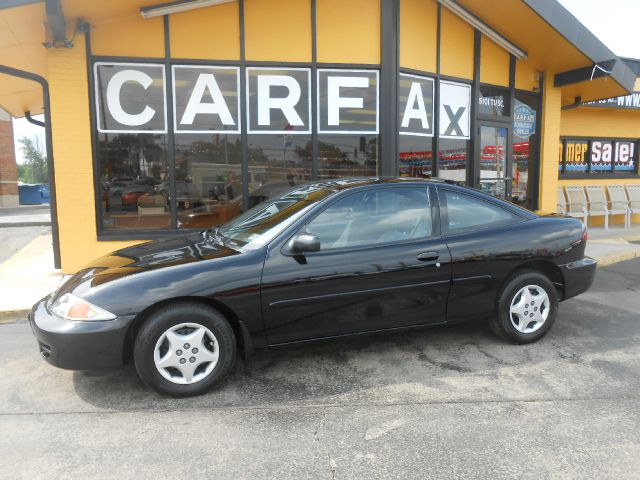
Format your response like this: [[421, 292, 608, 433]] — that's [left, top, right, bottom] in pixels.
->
[[38, 342, 52, 359]]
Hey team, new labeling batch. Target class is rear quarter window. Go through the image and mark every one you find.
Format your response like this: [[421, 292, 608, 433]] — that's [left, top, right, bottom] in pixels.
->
[[440, 189, 521, 233]]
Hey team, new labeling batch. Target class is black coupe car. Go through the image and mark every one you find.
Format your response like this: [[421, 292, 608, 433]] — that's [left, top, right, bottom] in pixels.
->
[[30, 178, 596, 397]]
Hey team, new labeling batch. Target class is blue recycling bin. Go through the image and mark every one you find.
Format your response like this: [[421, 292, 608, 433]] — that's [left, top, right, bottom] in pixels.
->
[[18, 183, 50, 205]]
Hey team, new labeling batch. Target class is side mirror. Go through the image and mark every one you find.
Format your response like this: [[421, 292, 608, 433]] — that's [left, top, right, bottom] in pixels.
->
[[285, 233, 321, 255]]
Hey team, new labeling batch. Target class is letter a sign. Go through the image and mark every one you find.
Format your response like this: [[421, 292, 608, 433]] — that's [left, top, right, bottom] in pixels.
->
[[398, 73, 434, 137], [439, 80, 471, 139]]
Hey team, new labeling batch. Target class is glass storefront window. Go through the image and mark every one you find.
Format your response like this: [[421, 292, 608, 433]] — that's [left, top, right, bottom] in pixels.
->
[[438, 138, 468, 183], [317, 135, 378, 179], [247, 134, 312, 207], [399, 136, 433, 177], [173, 133, 242, 229], [559, 138, 638, 175], [614, 141, 636, 172], [98, 133, 169, 231], [478, 85, 509, 117], [512, 91, 540, 208], [590, 140, 614, 173], [563, 139, 589, 173], [479, 126, 507, 198]]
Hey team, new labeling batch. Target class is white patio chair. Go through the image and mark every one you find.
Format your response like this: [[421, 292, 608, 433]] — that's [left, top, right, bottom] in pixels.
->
[[557, 187, 567, 215], [606, 185, 630, 228], [585, 185, 610, 229], [626, 185, 640, 226], [564, 186, 589, 225]]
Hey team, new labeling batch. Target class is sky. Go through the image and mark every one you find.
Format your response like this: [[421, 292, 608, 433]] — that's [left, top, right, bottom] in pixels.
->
[[11, 0, 640, 164]]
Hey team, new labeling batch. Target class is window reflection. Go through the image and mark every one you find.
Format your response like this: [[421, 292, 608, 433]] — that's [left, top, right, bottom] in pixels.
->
[[247, 134, 312, 208], [99, 133, 169, 231], [174, 133, 242, 229], [399, 136, 433, 177], [438, 138, 468, 183], [512, 92, 540, 208], [316, 135, 378, 179]]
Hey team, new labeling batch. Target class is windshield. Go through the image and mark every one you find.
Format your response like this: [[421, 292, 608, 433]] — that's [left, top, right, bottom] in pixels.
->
[[218, 184, 335, 249]]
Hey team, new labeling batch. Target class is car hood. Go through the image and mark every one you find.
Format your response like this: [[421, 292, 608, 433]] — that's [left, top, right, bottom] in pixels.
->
[[57, 233, 240, 294]]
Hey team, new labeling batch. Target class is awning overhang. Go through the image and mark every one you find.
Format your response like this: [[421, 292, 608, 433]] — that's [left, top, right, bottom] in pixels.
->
[[457, 0, 636, 105]]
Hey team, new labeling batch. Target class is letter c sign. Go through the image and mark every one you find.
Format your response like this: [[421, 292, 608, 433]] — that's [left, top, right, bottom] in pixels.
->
[[95, 62, 167, 133]]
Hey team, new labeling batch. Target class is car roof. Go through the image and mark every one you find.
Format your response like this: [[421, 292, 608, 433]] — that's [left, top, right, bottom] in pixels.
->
[[299, 177, 537, 219]]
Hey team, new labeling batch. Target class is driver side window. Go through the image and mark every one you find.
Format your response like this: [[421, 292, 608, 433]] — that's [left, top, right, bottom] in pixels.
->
[[305, 187, 432, 250]]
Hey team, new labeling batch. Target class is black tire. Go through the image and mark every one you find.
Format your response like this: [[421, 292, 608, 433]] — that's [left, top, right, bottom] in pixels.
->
[[134, 302, 236, 397], [492, 270, 558, 344]]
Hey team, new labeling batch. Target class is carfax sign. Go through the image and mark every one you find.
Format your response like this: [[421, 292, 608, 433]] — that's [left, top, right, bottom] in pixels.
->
[[94, 62, 473, 138], [513, 102, 536, 139]]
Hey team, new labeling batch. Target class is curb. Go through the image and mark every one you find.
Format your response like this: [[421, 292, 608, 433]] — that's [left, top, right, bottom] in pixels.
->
[[0, 222, 52, 227], [0, 310, 29, 324], [594, 249, 640, 267]]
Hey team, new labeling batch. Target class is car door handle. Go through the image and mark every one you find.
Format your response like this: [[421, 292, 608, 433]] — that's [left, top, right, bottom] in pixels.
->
[[417, 252, 439, 262]]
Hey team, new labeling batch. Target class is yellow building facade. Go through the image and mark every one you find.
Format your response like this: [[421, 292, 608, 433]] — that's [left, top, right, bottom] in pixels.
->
[[0, 0, 637, 272]]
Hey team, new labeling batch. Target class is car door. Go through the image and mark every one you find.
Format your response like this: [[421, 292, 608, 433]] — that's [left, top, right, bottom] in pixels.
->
[[260, 185, 452, 345], [437, 186, 528, 323]]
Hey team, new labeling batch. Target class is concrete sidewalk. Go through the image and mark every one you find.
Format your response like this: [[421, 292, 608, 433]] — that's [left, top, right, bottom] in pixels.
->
[[0, 232, 61, 319], [585, 225, 640, 266], [0, 204, 51, 227], [1, 225, 640, 319]]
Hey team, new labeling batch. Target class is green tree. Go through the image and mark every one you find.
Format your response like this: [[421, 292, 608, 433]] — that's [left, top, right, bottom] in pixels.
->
[[18, 136, 48, 184]]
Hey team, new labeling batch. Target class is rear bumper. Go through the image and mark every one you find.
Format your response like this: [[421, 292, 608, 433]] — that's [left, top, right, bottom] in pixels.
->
[[559, 256, 597, 301], [29, 295, 135, 370]]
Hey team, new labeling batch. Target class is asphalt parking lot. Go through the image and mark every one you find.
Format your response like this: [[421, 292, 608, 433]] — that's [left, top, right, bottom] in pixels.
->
[[1, 259, 639, 480]]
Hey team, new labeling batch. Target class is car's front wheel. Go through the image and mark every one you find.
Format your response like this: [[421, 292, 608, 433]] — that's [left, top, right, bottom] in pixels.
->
[[493, 270, 558, 344], [133, 303, 236, 397]]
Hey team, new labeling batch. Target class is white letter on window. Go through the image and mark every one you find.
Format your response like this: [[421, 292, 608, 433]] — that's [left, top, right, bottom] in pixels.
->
[[401, 82, 429, 129], [327, 76, 369, 126], [106, 69, 156, 126], [257, 75, 304, 127], [181, 73, 235, 126]]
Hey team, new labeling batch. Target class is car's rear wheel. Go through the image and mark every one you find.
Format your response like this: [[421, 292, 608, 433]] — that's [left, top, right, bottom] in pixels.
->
[[492, 270, 558, 344], [133, 303, 236, 397]]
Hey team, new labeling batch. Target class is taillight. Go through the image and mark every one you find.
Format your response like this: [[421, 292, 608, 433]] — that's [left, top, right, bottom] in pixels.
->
[[582, 227, 588, 242]]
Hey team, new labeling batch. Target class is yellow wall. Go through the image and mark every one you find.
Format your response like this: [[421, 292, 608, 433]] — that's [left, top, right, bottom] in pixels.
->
[[91, 13, 164, 57], [170, 2, 240, 60], [47, 36, 141, 273], [561, 108, 640, 139], [245, 0, 311, 62], [538, 70, 561, 213], [316, 0, 380, 64], [399, 0, 437, 73], [515, 58, 539, 91], [479, 36, 509, 87], [439, 7, 474, 79], [558, 107, 640, 226]]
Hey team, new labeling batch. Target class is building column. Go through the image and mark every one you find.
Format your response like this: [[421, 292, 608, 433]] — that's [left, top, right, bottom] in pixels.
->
[[538, 70, 561, 213], [0, 108, 19, 207]]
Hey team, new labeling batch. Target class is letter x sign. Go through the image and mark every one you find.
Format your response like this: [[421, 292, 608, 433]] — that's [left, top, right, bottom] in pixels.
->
[[439, 80, 471, 139]]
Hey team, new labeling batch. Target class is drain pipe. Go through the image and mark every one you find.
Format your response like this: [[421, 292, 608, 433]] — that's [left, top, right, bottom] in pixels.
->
[[24, 111, 46, 128], [0, 65, 61, 269]]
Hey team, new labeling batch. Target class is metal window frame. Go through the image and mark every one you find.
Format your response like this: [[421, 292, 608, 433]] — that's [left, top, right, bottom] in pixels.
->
[[84, 0, 548, 241]]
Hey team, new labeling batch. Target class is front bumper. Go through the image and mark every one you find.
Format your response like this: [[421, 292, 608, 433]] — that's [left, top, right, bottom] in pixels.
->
[[559, 256, 597, 301], [29, 295, 136, 370]]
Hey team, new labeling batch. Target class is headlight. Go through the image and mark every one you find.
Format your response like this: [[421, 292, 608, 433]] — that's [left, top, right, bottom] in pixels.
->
[[50, 293, 117, 321]]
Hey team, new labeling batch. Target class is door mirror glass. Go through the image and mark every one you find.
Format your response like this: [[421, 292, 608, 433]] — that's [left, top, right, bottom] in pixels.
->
[[286, 233, 321, 254]]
